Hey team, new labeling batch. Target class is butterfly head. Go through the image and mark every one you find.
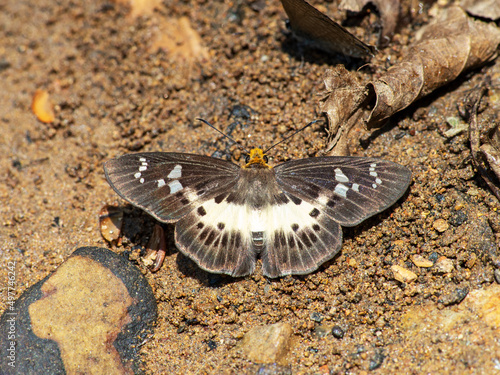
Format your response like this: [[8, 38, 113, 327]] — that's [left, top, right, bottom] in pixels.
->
[[244, 148, 270, 169]]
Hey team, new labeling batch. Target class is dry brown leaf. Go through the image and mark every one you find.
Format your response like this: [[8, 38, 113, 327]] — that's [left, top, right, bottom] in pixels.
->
[[340, 0, 401, 46], [99, 205, 123, 243], [461, 0, 500, 21], [319, 66, 368, 155], [467, 86, 500, 201], [31, 89, 55, 123], [366, 6, 500, 129], [280, 0, 375, 58]]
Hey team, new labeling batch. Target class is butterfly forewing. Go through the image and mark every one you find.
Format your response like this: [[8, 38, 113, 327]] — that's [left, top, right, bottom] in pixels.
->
[[104, 152, 240, 223], [275, 157, 411, 226]]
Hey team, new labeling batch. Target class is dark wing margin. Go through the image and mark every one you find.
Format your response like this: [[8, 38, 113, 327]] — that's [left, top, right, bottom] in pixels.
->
[[274, 156, 411, 227], [104, 152, 240, 223]]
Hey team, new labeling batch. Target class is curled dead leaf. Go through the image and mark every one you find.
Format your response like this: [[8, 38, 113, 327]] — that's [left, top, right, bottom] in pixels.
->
[[99, 205, 123, 243], [467, 86, 500, 201], [366, 7, 500, 129], [143, 224, 166, 272], [319, 66, 369, 155], [280, 0, 375, 58], [32, 89, 55, 123], [339, 0, 400, 47], [461, 0, 500, 21]]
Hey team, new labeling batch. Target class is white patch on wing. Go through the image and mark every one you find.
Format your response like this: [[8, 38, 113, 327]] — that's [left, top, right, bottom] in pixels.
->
[[318, 195, 329, 205], [334, 168, 349, 183], [352, 183, 360, 192], [168, 164, 182, 179], [375, 178, 382, 185], [157, 178, 166, 188], [134, 172, 141, 179], [192, 199, 325, 249], [334, 183, 349, 198], [168, 180, 183, 194]]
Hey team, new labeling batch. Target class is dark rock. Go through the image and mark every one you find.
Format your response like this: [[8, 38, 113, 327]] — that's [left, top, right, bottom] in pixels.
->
[[0, 247, 157, 375], [331, 325, 345, 339]]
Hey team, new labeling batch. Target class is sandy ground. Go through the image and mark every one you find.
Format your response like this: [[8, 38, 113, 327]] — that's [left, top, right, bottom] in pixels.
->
[[1, 0, 500, 373]]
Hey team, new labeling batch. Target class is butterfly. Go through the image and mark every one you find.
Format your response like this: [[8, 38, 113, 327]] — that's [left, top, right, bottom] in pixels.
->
[[104, 129, 411, 278], [280, 0, 376, 58]]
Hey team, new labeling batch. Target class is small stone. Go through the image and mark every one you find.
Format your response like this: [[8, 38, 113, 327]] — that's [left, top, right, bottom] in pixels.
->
[[369, 349, 386, 371], [439, 287, 469, 306], [314, 324, 331, 338], [435, 256, 454, 274], [310, 312, 323, 323], [391, 265, 418, 283], [411, 254, 434, 268], [494, 269, 500, 284], [433, 219, 449, 232], [238, 322, 293, 365], [331, 325, 344, 339]]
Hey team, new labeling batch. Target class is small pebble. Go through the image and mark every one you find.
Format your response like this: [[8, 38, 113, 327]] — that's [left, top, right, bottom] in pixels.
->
[[314, 324, 331, 338], [439, 287, 469, 306], [310, 312, 323, 323], [433, 219, 449, 232], [331, 325, 344, 339], [238, 322, 293, 365], [411, 254, 434, 268], [435, 256, 454, 274], [391, 265, 418, 283], [494, 269, 500, 284]]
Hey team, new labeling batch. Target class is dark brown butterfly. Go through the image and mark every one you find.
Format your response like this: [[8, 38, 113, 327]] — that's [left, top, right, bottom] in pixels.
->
[[104, 144, 410, 278]]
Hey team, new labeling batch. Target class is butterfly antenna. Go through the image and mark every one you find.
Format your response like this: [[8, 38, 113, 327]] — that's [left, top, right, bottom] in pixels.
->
[[263, 120, 318, 154], [196, 118, 250, 153]]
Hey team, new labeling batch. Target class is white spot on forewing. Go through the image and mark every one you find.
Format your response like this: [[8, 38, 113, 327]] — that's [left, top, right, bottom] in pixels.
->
[[376, 178, 382, 185], [158, 179, 166, 188], [334, 168, 349, 183], [140, 178, 144, 184], [139, 157, 146, 162], [334, 183, 349, 198], [352, 183, 360, 192], [168, 164, 182, 179], [370, 171, 377, 177], [372, 183, 377, 188], [370, 163, 377, 168], [139, 166, 147, 172], [168, 180, 183, 194], [134, 172, 141, 179]]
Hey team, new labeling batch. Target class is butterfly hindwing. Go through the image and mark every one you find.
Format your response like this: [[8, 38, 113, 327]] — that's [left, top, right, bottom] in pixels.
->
[[175, 198, 256, 277], [274, 156, 412, 227], [104, 152, 240, 222], [261, 196, 343, 278]]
